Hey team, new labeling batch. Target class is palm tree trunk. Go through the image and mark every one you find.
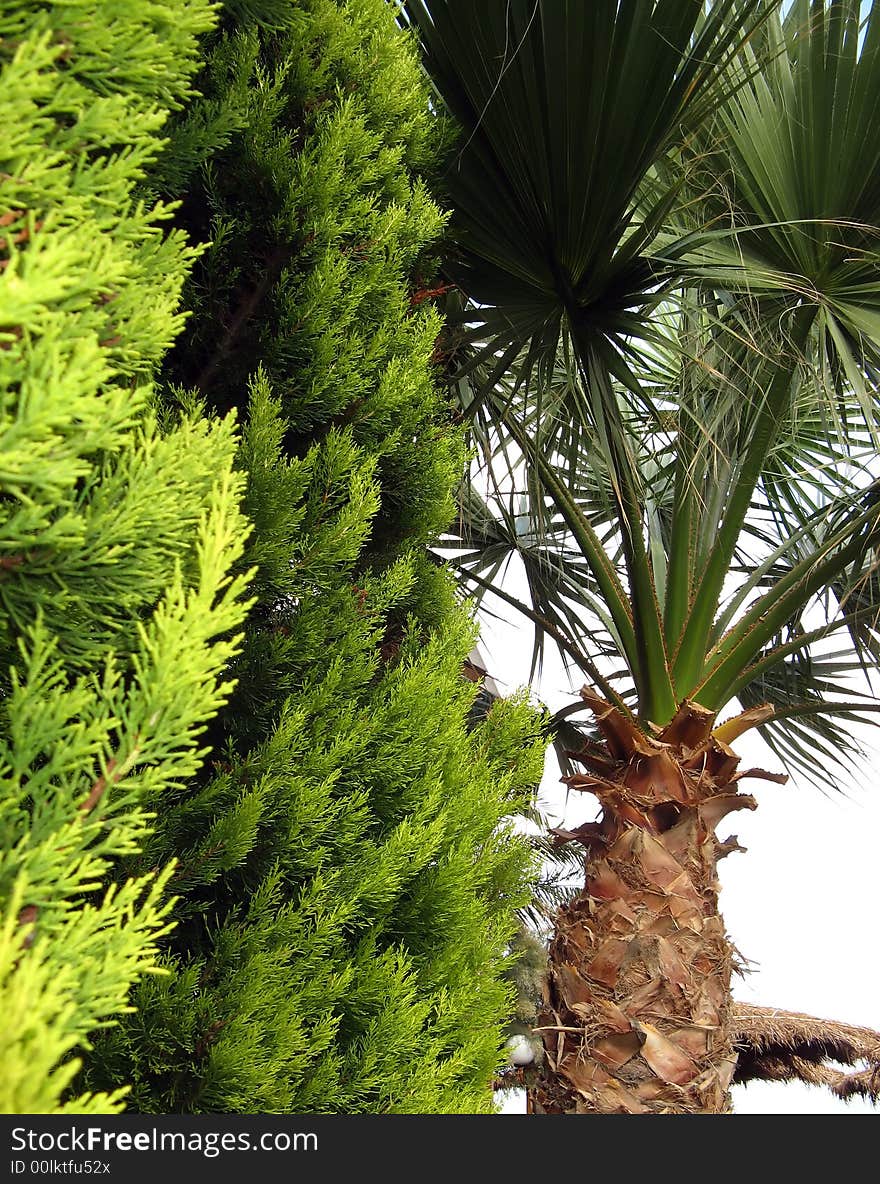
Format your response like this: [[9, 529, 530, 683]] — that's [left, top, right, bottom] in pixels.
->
[[531, 691, 777, 1115]]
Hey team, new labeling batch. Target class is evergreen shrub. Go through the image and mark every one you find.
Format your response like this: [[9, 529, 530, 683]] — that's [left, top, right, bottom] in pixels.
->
[[78, 0, 546, 1114]]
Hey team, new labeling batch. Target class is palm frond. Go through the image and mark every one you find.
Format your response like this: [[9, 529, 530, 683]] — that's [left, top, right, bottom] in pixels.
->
[[416, 1, 880, 792]]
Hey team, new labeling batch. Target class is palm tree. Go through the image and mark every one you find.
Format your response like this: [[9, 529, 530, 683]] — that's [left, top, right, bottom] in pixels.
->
[[404, 0, 880, 1113]]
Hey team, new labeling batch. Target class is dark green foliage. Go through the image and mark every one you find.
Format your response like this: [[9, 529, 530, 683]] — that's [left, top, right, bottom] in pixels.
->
[[79, 0, 545, 1113], [157, 0, 458, 567], [497, 924, 547, 1090]]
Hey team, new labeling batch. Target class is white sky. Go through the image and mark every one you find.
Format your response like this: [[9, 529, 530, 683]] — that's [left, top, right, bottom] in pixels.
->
[[476, 569, 880, 1116]]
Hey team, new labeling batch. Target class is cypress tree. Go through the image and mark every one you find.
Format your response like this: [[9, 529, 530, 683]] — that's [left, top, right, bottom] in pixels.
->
[[79, 0, 546, 1113], [0, 1, 253, 1112]]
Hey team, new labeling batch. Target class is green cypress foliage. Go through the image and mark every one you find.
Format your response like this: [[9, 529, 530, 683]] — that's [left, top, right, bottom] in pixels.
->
[[0, 2, 254, 1112], [79, 0, 546, 1113]]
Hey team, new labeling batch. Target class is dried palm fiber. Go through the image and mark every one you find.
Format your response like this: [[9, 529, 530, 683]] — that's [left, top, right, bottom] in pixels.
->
[[732, 1002, 880, 1102]]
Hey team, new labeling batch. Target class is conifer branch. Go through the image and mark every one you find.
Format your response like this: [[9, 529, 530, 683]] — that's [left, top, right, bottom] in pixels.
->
[[193, 243, 293, 397]]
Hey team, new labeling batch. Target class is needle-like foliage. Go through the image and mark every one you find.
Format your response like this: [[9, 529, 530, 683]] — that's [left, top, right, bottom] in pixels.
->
[[0, 0, 253, 1112], [76, 0, 546, 1114]]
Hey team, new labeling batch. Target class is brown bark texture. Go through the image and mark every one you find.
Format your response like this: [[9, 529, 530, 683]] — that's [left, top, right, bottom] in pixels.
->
[[531, 690, 783, 1115]]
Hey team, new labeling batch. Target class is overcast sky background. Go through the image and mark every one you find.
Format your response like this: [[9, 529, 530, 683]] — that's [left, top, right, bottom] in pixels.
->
[[477, 562, 880, 1116]]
